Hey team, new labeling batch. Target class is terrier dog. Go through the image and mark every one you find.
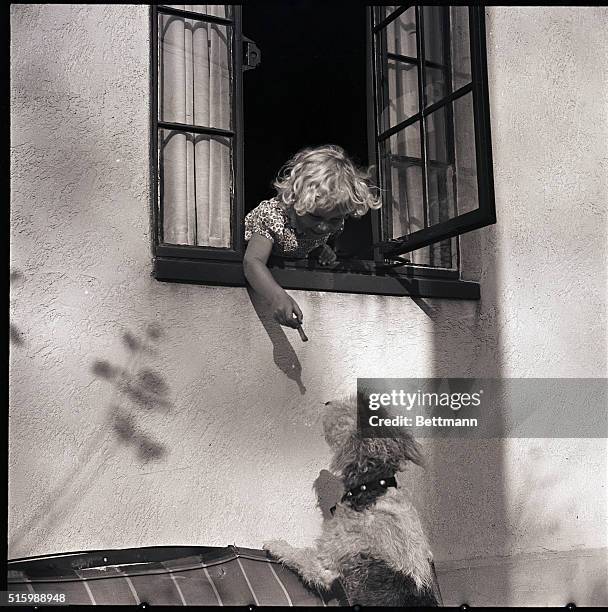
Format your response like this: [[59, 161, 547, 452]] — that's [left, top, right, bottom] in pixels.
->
[[263, 396, 439, 606]]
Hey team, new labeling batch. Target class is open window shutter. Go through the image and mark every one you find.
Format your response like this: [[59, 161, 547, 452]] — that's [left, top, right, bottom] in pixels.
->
[[368, 6, 495, 258], [154, 5, 244, 258]]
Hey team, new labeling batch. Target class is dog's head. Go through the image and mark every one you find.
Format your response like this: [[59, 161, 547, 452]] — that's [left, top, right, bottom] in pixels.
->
[[323, 394, 423, 510]]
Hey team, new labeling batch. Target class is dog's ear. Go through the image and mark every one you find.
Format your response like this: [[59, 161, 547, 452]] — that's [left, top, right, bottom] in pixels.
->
[[375, 421, 425, 469], [395, 434, 425, 469], [358, 433, 425, 472], [322, 396, 357, 450]]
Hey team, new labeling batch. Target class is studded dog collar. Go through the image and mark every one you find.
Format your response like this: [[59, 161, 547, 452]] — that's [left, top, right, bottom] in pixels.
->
[[330, 475, 397, 515]]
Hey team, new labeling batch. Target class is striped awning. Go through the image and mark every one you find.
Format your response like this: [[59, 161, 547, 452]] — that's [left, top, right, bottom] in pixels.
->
[[7, 545, 347, 606]]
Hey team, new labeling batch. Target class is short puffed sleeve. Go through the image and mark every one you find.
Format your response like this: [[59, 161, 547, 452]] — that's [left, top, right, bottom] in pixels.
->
[[244, 200, 286, 244]]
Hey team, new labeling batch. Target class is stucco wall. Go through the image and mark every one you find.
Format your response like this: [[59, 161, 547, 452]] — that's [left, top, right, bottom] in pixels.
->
[[10, 5, 607, 605]]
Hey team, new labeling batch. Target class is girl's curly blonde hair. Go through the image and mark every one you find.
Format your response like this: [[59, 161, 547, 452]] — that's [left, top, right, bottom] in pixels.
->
[[273, 145, 382, 217]]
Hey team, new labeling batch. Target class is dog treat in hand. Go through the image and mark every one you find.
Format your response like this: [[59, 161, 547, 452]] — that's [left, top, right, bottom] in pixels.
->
[[297, 324, 309, 342]]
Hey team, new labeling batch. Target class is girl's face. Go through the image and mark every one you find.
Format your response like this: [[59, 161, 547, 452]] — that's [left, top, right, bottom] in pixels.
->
[[295, 209, 346, 236]]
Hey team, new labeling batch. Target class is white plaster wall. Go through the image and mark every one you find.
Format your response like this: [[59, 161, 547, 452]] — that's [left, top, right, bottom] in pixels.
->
[[10, 4, 607, 605]]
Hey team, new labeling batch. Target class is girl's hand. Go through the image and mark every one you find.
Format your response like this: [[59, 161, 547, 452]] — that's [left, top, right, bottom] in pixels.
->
[[271, 293, 303, 328], [318, 244, 338, 267]]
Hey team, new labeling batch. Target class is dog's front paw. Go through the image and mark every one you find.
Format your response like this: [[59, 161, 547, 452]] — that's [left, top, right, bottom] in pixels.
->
[[319, 568, 340, 589], [263, 539, 293, 560]]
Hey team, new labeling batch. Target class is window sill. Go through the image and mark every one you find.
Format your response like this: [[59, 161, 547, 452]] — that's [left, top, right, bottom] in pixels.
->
[[153, 256, 480, 299]]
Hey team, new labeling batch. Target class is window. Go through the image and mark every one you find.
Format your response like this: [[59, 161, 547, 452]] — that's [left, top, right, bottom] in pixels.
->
[[370, 6, 495, 264], [152, 5, 242, 262], [151, 5, 495, 299]]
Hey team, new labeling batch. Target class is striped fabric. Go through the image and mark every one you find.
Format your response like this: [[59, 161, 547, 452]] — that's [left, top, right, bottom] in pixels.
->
[[7, 546, 347, 606]]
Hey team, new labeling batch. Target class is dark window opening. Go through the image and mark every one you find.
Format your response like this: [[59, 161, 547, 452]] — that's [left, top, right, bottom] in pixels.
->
[[242, 2, 374, 260]]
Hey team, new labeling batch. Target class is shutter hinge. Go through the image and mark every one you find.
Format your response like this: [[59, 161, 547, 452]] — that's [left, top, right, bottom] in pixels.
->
[[242, 36, 261, 71]]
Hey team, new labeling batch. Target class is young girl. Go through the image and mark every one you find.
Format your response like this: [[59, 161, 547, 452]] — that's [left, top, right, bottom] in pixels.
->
[[243, 145, 381, 329]]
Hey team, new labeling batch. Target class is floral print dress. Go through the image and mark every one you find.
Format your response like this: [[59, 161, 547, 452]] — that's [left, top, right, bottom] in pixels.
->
[[244, 198, 342, 258]]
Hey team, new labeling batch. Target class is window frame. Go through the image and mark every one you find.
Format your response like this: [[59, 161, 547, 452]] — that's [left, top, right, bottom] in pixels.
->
[[150, 4, 485, 300], [369, 5, 496, 257], [151, 4, 244, 262]]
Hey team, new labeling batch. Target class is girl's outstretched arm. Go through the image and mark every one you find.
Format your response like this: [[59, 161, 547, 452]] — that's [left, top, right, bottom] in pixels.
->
[[243, 233, 303, 328]]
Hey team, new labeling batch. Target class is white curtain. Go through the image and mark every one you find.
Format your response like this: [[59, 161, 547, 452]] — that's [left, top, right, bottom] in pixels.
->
[[160, 6, 232, 247], [386, 8, 418, 129]]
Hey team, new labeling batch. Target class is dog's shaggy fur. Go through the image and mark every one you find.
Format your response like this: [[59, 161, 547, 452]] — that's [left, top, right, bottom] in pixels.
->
[[264, 396, 438, 606]]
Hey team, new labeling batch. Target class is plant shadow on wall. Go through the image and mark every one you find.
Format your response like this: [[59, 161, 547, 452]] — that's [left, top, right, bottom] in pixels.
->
[[10, 270, 26, 346], [10, 323, 172, 553], [247, 287, 306, 395], [92, 323, 171, 461]]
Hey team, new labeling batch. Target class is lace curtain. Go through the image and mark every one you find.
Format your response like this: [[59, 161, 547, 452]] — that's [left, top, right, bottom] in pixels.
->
[[159, 5, 232, 247]]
